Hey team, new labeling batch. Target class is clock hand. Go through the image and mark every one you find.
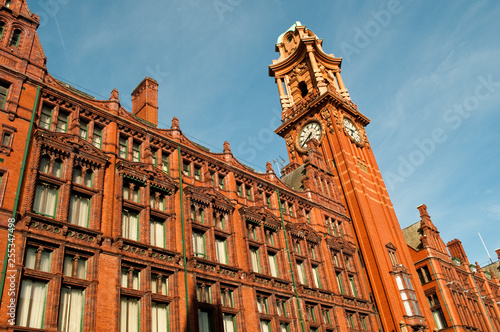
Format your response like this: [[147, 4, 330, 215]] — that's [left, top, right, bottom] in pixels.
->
[[303, 132, 312, 147]]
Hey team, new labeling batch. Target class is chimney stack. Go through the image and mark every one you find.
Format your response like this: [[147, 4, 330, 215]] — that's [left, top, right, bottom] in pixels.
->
[[131, 77, 158, 126]]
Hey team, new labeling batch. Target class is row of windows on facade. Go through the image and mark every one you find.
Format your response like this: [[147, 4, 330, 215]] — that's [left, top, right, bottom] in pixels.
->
[[196, 280, 371, 332], [34, 148, 348, 247], [33, 154, 359, 294], [16, 242, 173, 331], [436, 263, 500, 331], [17, 241, 370, 332], [36, 103, 323, 218]]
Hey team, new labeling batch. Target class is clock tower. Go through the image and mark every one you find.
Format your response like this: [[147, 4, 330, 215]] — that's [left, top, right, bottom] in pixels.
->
[[270, 22, 435, 332]]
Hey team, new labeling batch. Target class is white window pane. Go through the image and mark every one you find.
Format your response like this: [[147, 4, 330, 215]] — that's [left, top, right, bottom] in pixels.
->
[[198, 310, 211, 332], [17, 280, 47, 328], [120, 297, 139, 332], [223, 314, 235, 332], [152, 302, 169, 332], [216, 239, 227, 264], [269, 254, 278, 277], [58, 287, 84, 332], [395, 276, 404, 290]]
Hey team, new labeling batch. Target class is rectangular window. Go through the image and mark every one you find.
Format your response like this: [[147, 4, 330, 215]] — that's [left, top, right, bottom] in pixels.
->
[[58, 286, 85, 332], [265, 229, 274, 246], [63, 254, 87, 279], [236, 182, 243, 197], [194, 165, 202, 180], [40, 105, 53, 129], [0, 81, 9, 108], [132, 142, 141, 162], [152, 302, 169, 332], [247, 223, 257, 241], [121, 268, 141, 290], [79, 120, 88, 140], [182, 161, 190, 176], [92, 126, 102, 148], [193, 231, 206, 258], [307, 305, 317, 322], [151, 274, 168, 296], [277, 299, 288, 317], [260, 320, 271, 332], [349, 276, 358, 297], [417, 266, 432, 284], [216, 237, 228, 265], [56, 113, 69, 133], [219, 175, 225, 190], [250, 247, 261, 273], [122, 210, 139, 241], [308, 245, 316, 260], [246, 187, 252, 200], [1, 132, 11, 146], [336, 272, 345, 294], [33, 183, 58, 218], [215, 213, 226, 231], [198, 309, 214, 332], [266, 194, 271, 208], [210, 172, 215, 186], [296, 261, 307, 285], [432, 309, 447, 329], [257, 295, 269, 314], [17, 279, 48, 328], [68, 194, 90, 227], [322, 309, 332, 325], [346, 312, 355, 329], [123, 186, 140, 203], [222, 314, 236, 332], [25, 246, 51, 272], [268, 252, 279, 277], [150, 218, 165, 248], [280, 323, 290, 332], [306, 211, 311, 223], [312, 266, 322, 288], [162, 153, 169, 174], [120, 297, 140, 332], [220, 287, 235, 308], [196, 283, 212, 303], [293, 240, 301, 255], [119, 136, 128, 158]]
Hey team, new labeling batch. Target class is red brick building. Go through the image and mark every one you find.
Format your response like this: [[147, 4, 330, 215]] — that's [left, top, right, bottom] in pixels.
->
[[402, 205, 500, 332], [0, 1, 494, 332]]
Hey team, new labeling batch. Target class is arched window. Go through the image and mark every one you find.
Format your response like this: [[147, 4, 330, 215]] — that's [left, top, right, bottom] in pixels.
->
[[298, 81, 308, 97], [0, 22, 5, 39], [9, 28, 21, 47]]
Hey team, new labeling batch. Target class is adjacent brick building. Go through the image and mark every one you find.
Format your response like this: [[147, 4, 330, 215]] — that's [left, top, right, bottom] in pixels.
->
[[403, 205, 500, 331], [0, 1, 497, 332]]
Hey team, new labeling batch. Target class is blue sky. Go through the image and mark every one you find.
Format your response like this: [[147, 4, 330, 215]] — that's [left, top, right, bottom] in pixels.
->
[[27, 0, 500, 266]]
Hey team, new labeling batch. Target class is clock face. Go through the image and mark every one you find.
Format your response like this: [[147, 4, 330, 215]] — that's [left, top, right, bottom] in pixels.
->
[[343, 118, 362, 143], [299, 122, 322, 148]]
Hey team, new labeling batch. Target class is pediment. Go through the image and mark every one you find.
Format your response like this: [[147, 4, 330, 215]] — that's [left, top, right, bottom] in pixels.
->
[[326, 236, 355, 253], [35, 130, 109, 164], [239, 206, 281, 230], [117, 161, 176, 193], [286, 223, 321, 244], [184, 186, 234, 212]]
